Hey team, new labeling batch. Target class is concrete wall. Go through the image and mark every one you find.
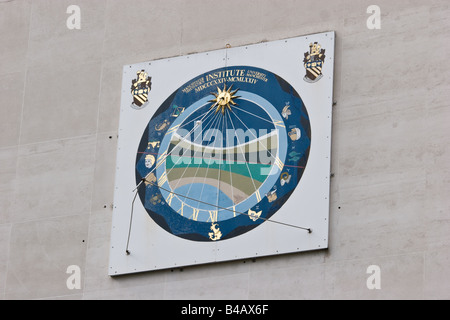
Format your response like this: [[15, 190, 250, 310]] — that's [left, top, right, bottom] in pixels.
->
[[0, 0, 448, 300]]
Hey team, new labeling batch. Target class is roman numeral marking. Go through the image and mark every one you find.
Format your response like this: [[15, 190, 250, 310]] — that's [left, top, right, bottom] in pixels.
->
[[158, 172, 168, 187], [208, 210, 218, 223], [274, 157, 284, 171], [166, 124, 180, 136], [273, 120, 285, 128], [177, 203, 185, 216], [166, 192, 175, 206], [255, 190, 262, 202], [190, 209, 200, 221], [156, 151, 167, 169]]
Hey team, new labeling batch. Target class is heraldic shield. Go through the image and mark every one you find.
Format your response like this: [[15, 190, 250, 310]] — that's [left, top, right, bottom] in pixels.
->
[[131, 70, 152, 109], [303, 42, 326, 83]]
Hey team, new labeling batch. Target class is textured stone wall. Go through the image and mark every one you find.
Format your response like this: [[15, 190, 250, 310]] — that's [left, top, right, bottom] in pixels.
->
[[0, 0, 449, 299]]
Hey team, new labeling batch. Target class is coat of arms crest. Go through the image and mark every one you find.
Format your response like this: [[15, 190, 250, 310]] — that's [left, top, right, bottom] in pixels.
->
[[303, 42, 326, 83], [131, 70, 152, 109]]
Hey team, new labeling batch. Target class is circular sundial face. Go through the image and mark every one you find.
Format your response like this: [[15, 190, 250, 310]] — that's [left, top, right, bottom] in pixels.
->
[[135, 66, 311, 242]]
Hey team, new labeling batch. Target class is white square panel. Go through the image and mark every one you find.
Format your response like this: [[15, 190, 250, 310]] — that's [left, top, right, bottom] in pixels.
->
[[109, 32, 334, 275]]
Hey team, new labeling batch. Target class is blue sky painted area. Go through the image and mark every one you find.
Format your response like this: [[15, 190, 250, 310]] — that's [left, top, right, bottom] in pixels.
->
[[173, 183, 234, 211]]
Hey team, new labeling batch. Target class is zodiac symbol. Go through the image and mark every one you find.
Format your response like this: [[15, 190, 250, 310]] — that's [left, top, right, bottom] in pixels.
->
[[155, 120, 170, 132], [280, 172, 292, 186], [288, 151, 302, 162], [149, 193, 162, 205], [208, 224, 222, 241], [144, 172, 157, 187], [266, 190, 277, 203], [282, 103, 291, 120], [171, 106, 185, 118], [288, 128, 301, 141], [147, 141, 161, 149], [145, 154, 156, 168], [248, 209, 262, 222]]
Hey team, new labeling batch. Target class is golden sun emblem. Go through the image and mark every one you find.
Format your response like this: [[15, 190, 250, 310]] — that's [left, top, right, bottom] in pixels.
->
[[209, 84, 240, 114]]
